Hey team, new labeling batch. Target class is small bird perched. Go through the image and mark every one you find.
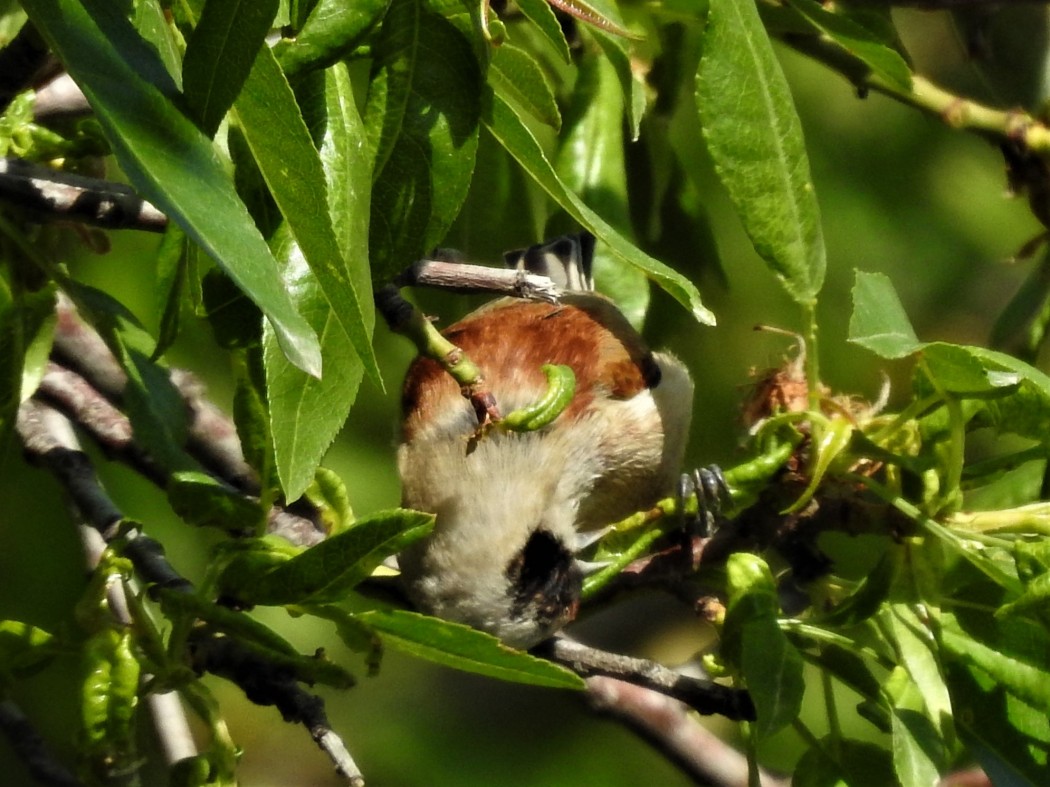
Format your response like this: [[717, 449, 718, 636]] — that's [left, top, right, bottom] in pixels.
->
[[397, 233, 694, 647]]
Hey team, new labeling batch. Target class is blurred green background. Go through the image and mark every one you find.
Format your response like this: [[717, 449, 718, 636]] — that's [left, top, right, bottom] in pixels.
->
[[2, 9, 1048, 786]]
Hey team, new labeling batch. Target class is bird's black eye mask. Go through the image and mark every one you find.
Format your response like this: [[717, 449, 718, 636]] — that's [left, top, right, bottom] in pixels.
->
[[506, 529, 582, 625]]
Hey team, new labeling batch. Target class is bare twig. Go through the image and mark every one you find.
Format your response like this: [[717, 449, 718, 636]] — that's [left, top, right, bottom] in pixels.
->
[[188, 629, 364, 787], [535, 636, 755, 721], [0, 158, 167, 232], [585, 677, 788, 787], [376, 283, 502, 427], [15, 399, 362, 783], [398, 257, 560, 302], [32, 73, 91, 119]]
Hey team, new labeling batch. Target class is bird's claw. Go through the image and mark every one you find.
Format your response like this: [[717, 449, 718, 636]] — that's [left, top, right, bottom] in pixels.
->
[[677, 465, 730, 538]]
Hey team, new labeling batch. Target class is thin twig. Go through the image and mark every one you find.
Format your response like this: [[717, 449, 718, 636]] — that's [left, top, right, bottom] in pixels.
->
[[535, 636, 755, 721], [15, 399, 362, 783], [398, 257, 560, 301], [0, 158, 168, 232], [585, 677, 788, 787]]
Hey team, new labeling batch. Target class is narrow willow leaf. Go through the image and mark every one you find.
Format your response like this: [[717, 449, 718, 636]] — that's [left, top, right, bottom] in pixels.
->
[[724, 553, 804, 739], [942, 622, 1050, 712], [365, 0, 482, 280], [696, 0, 825, 305], [484, 90, 715, 324], [547, 0, 634, 39], [261, 64, 371, 501], [131, 0, 182, 83], [788, 0, 912, 92], [357, 609, 586, 689], [23, 0, 322, 376], [817, 546, 899, 627], [152, 225, 188, 360], [489, 43, 561, 130], [887, 605, 952, 728], [65, 281, 196, 474], [891, 708, 942, 787], [227, 510, 434, 605], [0, 273, 54, 456], [514, 0, 571, 64], [182, 0, 278, 136], [555, 52, 647, 326], [943, 631, 1050, 783], [0, 620, 58, 678], [275, 0, 390, 77], [235, 47, 380, 395], [848, 270, 922, 358], [592, 29, 646, 141], [168, 470, 266, 532]]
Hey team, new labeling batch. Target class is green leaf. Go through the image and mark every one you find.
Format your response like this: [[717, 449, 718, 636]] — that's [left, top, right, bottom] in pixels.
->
[[182, 0, 278, 136], [0, 620, 58, 680], [696, 0, 826, 305], [274, 0, 390, 77], [941, 618, 1050, 713], [514, 0, 571, 64], [356, 609, 586, 689], [592, 28, 646, 142], [0, 275, 54, 456], [787, 0, 912, 92], [65, 281, 195, 474], [848, 270, 922, 358], [723, 553, 804, 739], [891, 708, 943, 787], [260, 62, 372, 501], [942, 617, 1050, 784], [817, 546, 899, 627], [554, 51, 648, 327], [886, 605, 952, 730], [224, 509, 434, 605], [234, 46, 379, 395], [483, 90, 715, 324], [23, 0, 322, 376], [364, 0, 482, 280], [151, 225, 188, 360], [489, 43, 561, 130], [167, 470, 266, 532], [131, 0, 182, 83], [232, 352, 277, 495]]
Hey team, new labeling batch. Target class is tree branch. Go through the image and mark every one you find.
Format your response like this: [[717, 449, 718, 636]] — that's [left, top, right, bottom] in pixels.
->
[[585, 677, 788, 787], [15, 399, 362, 783], [0, 158, 167, 232], [535, 636, 755, 721]]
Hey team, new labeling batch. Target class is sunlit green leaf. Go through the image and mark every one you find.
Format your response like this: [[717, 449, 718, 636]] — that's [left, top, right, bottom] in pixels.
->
[[696, 0, 825, 305], [364, 0, 482, 280], [222, 509, 434, 605], [260, 63, 373, 501], [787, 0, 912, 92], [484, 90, 715, 324], [357, 609, 586, 689], [235, 47, 379, 395], [275, 0, 390, 77], [182, 0, 278, 136], [489, 42, 561, 130], [23, 0, 322, 375], [849, 270, 922, 358]]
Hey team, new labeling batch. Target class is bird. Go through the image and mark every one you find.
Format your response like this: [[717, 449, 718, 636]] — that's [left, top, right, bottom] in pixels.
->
[[396, 233, 695, 648]]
